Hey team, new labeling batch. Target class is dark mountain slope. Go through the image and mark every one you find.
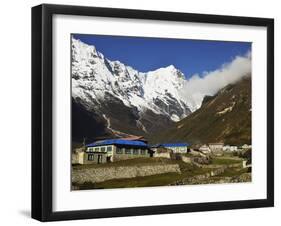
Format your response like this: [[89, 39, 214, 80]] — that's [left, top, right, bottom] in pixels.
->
[[72, 98, 113, 143], [151, 76, 251, 145], [72, 96, 175, 143]]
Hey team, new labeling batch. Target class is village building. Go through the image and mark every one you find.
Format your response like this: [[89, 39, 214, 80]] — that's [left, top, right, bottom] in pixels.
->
[[72, 147, 86, 164], [71, 135, 152, 165], [199, 144, 211, 154], [151, 146, 172, 159], [223, 145, 238, 152], [208, 142, 224, 151], [208, 142, 224, 155], [152, 143, 190, 154], [80, 139, 151, 164], [189, 144, 208, 157], [118, 135, 148, 144], [190, 144, 201, 151], [241, 144, 252, 150], [189, 144, 203, 156]]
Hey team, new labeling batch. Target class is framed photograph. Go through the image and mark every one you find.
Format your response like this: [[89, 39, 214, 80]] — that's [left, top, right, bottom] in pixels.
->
[[32, 4, 274, 221]]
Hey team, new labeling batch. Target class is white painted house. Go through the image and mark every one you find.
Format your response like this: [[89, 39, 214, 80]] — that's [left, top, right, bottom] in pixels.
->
[[223, 145, 238, 152], [208, 143, 224, 151], [208, 143, 224, 156], [241, 144, 252, 150], [153, 143, 190, 154], [199, 144, 211, 154]]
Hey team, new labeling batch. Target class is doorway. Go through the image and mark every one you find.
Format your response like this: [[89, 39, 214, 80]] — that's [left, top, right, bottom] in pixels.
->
[[97, 154, 103, 164]]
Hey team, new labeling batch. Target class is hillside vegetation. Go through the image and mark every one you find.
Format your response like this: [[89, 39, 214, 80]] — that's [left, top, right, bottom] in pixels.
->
[[151, 76, 251, 145]]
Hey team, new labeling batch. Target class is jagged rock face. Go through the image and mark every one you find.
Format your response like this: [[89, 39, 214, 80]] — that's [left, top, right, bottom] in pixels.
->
[[71, 37, 192, 142]]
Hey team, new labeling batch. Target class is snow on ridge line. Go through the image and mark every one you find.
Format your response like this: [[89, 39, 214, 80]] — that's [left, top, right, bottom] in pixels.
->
[[71, 37, 195, 121], [72, 37, 185, 78]]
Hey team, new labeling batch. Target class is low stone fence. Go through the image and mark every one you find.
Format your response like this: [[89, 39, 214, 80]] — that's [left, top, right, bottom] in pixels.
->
[[72, 164, 181, 184], [192, 161, 242, 169]]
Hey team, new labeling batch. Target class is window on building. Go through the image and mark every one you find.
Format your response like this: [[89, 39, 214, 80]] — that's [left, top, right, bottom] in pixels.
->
[[140, 149, 146, 155], [133, 149, 139, 155], [100, 147, 106, 152], [116, 147, 123, 154], [107, 146, 112, 152], [88, 154, 94, 161], [94, 147, 99, 152], [88, 147, 93, 152], [125, 149, 132, 154]]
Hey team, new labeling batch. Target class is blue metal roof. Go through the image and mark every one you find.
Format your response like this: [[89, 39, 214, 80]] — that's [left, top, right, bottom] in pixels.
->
[[86, 139, 148, 148], [161, 143, 190, 148], [150, 144, 160, 148]]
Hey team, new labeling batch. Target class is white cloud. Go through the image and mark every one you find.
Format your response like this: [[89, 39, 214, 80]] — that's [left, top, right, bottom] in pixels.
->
[[181, 52, 251, 111]]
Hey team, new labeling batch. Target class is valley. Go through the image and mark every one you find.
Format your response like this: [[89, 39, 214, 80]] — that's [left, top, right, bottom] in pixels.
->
[[71, 36, 252, 190]]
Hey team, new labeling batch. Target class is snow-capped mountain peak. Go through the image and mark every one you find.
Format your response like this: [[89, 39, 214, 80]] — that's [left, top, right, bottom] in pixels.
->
[[71, 37, 192, 123]]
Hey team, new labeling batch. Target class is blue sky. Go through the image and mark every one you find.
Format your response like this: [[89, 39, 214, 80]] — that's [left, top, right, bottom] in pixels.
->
[[72, 34, 251, 79]]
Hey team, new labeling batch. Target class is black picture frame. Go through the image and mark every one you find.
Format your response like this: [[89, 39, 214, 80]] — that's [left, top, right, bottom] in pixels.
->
[[32, 3, 274, 222]]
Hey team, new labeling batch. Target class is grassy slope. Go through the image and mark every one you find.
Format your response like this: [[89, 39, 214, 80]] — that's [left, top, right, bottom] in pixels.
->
[[72, 157, 245, 189], [72, 157, 212, 189], [210, 157, 243, 165], [151, 77, 251, 145]]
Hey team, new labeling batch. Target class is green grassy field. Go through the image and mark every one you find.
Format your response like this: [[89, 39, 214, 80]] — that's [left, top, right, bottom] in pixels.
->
[[72, 156, 247, 190], [216, 167, 248, 177], [72, 158, 213, 190], [210, 157, 243, 165]]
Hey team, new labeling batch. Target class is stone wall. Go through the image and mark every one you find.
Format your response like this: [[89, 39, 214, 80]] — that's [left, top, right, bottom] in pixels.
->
[[72, 164, 181, 184], [192, 161, 242, 169], [112, 154, 150, 162]]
